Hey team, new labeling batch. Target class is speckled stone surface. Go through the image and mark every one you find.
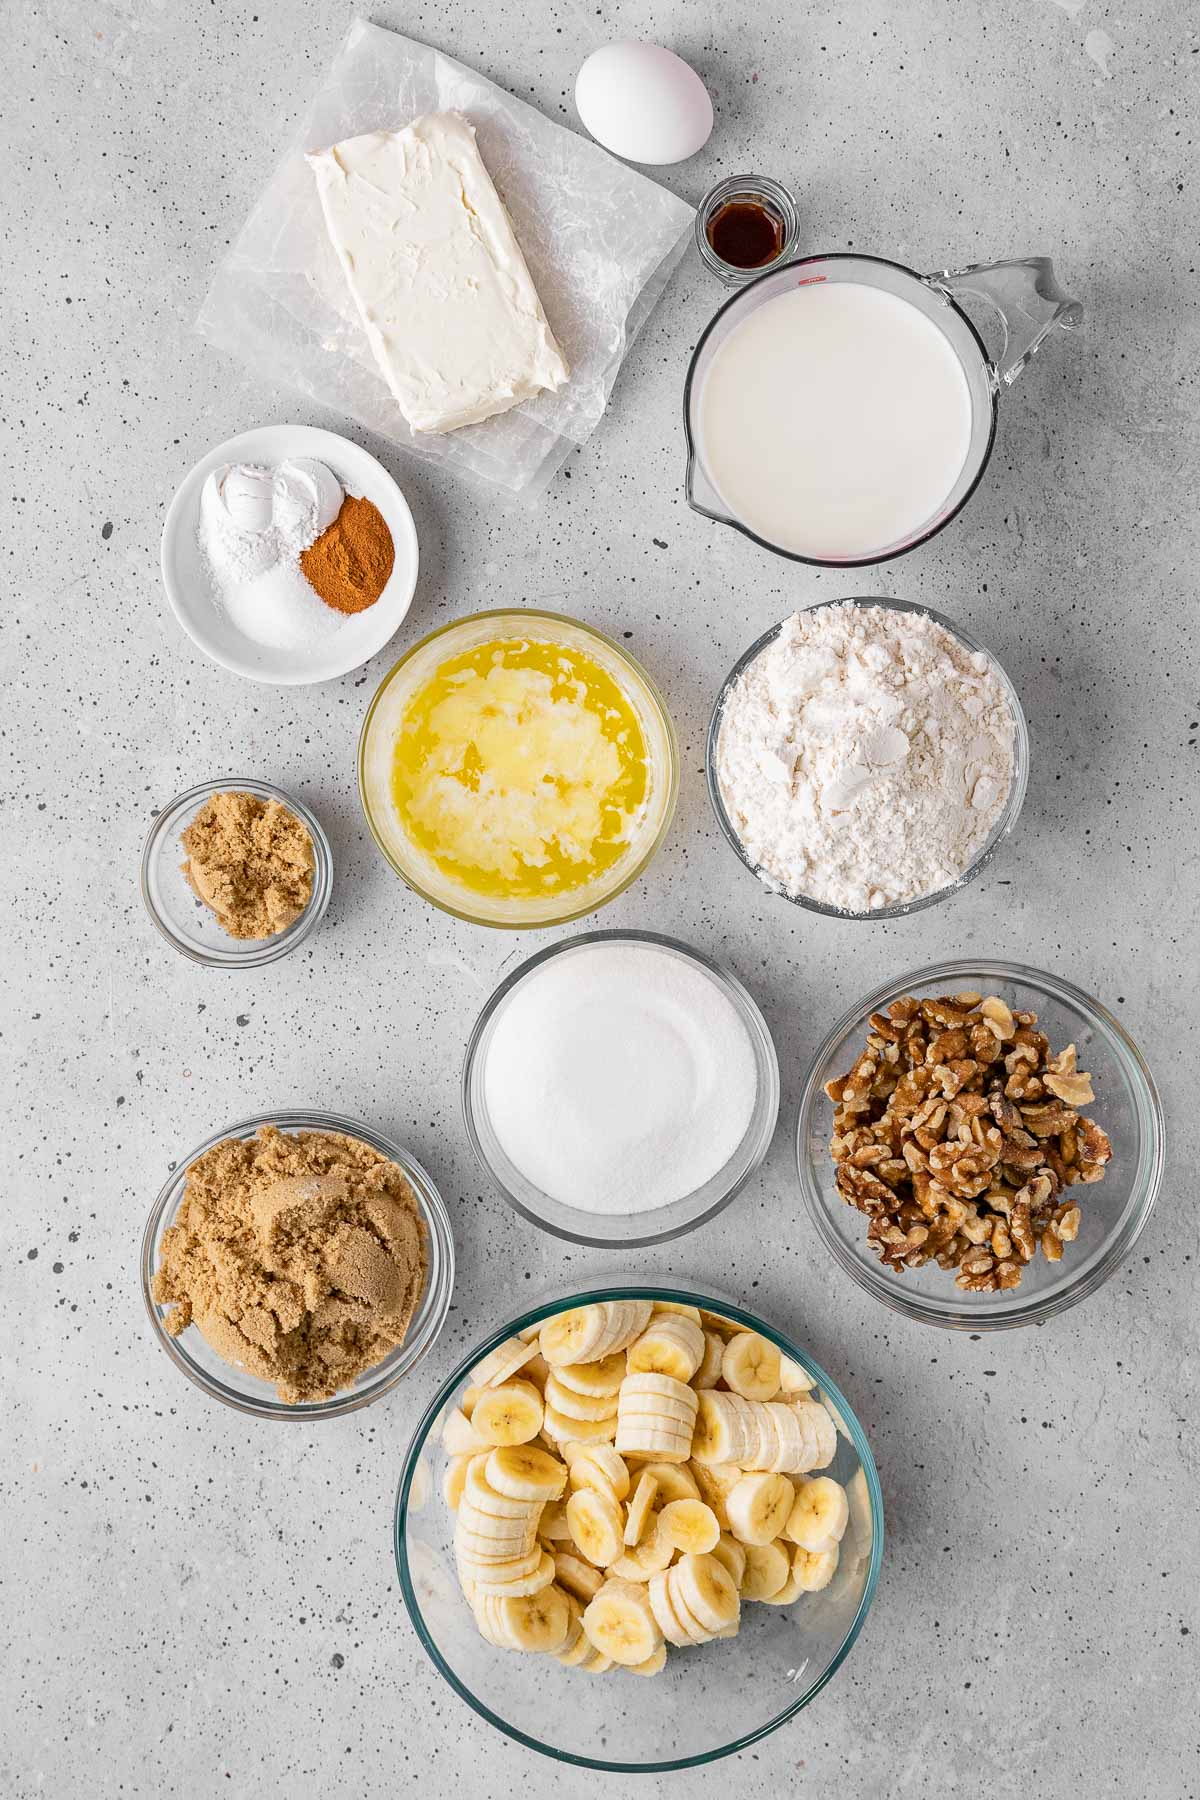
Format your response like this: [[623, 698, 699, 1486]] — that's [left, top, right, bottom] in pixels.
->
[[3, 2, 1197, 1795]]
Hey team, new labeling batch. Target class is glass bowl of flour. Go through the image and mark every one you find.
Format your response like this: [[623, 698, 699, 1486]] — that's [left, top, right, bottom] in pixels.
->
[[706, 599, 1029, 920], [462, 931, 780, 1246]]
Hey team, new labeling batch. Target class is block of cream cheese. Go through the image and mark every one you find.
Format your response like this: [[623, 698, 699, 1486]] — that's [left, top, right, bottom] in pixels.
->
[[307, 113, 570, 434]]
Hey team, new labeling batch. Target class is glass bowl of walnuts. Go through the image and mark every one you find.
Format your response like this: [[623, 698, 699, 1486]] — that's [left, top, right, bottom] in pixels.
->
[[394, 1284, 883, 1770], [796, 960, 1164, 1330]]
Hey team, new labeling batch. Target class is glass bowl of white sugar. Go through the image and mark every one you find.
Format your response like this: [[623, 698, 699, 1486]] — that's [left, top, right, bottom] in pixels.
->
[[706, 598, 1029, 920], [462, 932, 780, 1247]]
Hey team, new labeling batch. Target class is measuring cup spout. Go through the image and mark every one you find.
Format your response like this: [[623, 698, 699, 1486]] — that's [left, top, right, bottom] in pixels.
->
[[925, 257, 1083, 387]]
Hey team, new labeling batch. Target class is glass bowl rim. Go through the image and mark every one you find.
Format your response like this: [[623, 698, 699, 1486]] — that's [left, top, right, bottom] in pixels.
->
[[139, 775, 334, 968], [394, 1281, 885, 1772], [356, 607, 680, 930], [705, 598, 1030, 921], [460, 928, 782, 1248], [795, 958, 1166, 1330], [682, 249, 999, 569], [140, 1108, 455, 1418]]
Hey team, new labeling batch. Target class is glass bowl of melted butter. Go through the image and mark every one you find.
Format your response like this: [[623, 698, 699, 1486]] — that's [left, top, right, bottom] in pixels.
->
[[358, 610, 679, 927]]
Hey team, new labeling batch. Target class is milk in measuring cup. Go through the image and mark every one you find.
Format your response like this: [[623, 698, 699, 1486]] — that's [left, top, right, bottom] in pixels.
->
[[697, 281, 973, 560]]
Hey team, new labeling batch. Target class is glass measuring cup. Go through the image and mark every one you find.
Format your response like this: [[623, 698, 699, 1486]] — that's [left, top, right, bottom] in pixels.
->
[[683, 253, 1083, 568]]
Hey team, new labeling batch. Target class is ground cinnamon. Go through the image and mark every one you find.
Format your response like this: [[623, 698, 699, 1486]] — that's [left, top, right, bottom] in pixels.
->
[[301, 493, 394, 614]]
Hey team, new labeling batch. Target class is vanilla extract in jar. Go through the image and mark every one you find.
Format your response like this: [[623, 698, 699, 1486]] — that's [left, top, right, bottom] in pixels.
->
[[696, 176, 799, 285]]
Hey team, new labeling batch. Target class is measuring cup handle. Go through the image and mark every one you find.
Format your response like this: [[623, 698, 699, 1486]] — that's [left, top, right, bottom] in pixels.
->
[[925, 257, 1083, 387]]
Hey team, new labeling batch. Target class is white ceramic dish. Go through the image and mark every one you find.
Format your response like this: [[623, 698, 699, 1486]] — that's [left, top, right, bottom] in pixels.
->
[[160, 424, 419, 685]]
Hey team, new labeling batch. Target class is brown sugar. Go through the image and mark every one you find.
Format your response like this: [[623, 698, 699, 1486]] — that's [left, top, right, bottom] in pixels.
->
[[151, 1126, 428, 1403], [181, 790, 313, 940], [300, 493, 394, 615]]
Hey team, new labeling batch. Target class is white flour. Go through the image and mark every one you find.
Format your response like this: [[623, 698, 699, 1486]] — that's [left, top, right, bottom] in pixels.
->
[[715, 603, 1016, 912]]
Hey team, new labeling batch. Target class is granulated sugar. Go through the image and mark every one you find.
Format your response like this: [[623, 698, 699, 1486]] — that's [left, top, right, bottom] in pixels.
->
[[715, 603, 1016, 912]]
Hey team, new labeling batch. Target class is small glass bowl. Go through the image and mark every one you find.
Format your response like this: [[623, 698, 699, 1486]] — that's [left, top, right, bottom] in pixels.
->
[[797, 961, 1165, 1330], [696, 175, 800, 285], [462, 930, 780, 1247], [395, 1281, 883, 1770], [358, 610, 679, 930], [706, 599, 1029, 920], [140, 777, 333, 968], [141, 1110, 455, 1419]]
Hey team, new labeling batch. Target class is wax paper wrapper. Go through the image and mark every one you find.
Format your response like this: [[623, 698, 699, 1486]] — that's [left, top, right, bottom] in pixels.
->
[[198, 18, 695, 504]]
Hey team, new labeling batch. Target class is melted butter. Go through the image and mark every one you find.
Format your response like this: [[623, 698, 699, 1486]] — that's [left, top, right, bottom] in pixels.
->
[[391, 636, 650, 900]]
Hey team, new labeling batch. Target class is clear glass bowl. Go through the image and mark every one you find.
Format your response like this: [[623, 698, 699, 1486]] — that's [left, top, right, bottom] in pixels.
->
[[358, 610, 679, 929], [797, 961, 1164, 1330], [141, 1110, 455, 1418], [394, 1282, 883, 1771], [695, 175, 800, 285], [706, 599, 1029, 920], [462, 931, 781, 1247], [140, 776, 333, 967]]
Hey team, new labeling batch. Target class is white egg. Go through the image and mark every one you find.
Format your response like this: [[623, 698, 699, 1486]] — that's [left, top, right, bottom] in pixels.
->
[[575, 41, 713, 166]]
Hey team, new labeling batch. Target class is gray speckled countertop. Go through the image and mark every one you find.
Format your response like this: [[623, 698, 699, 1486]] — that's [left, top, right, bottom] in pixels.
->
[[3, 2, 1197, 1795]]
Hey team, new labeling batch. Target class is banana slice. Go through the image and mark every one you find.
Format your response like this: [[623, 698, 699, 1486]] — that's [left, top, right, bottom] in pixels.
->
[[460, 1385, 483, 1418], [489, 1582, 572, 1652], [551, 1352, 626, 1398], [553, 1551, 603, 1602], [651, 1301, 702, 1323], [785, 1476, 849, 1552], [540, 1304, 612, 1367], [692, 1330, 725, 1389], [469, 1547, 557, 1597], [456, 1540, 542, 1582], [579, 1647, 614, 1674], [441, 1406, 490, 1456], [609, 1531, 675, 1582], [567, 1445, 630, 1502], [626, 1642, 668, 1676], [543, 1406, 619, 1446], [619, 1372, 698, 1417], [485, 1443, 566, 1504], [762, 1401, 807, 1473], [554, 1596, 592, 1665], [691, 1461, 741, 1528], [626, 1313, 705, 1383], [672, 1552, 740, 1636], [635, 1461, 701, 1503], [522, 1351, 551, 1390], [582, 1578, 663, 1666], [545, 1373, 620, 1423], [455, 1514, 538, 1556], [692, 1391, 754, 1465], [736, 1400, 779, 1472], [778, 1353, 815, 1393], [591, 1299, 654, 1358], [725, 1471, 794, 1546], [470, 1336, 541, 1389], [710, 1532, 747, 1589], [658, 1498, 721, 1555], [698, 1309, 739, 1337], [614, 1420, 693, 1461], [738, 1540, 790, 1601], [759, 1558, 807, 1606], [791, 1399, 837, 1470], [442, 1455, 472, 1510], [792, 1541, 839, 1592], [464, 1460, 540, 1518], [565, 1485, 625, 1567], [648, 1569, 695, 1648], [471, 1380, 544, 1447], [623, 1472, 659, 1545], [721, 1331, 782, 1401], [538, 1501, 571, 1543]]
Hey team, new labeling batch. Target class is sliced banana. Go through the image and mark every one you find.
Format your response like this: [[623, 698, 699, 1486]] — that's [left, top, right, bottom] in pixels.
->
[[464, 1460, 539, 1518], [710, 1532, 747, 1589], [627, 1642, 668, 1676], [456, 1541, 542, 1583], [471, 1380, 544, 1447], [792, 1541, 839, 1592], [579, 1647, 614, 1674], [545, 1373, 620, 1423], [626, 1313, 705, 1383], [441, 1406, 489, 1457], [565, 1485, 625, 1567], [567, 1445, 630, 1502], [609, 1528, 675, 1582], [763, 1401, 807, 1473], [785, 1476, 849, 1552], [692, 1391, 753, 1465], [485, 1443, 566, 1504], [692, 1329, 726, 1390], [553, 1551, 603, 1602], [725, 1471, 794, 1547], [554, 1596, 592, 1666], [488, 1582, 572, 1652], [632, 1461, 701, 1503], [614, 1420, 693, 1461], [651, 1301, 702, 1323], [658, 1498, 721, 1555], [551, 1352, 626, 1398], [470, 1335, 541, 1389], [542, 1405, 619, 1446], [672, 1551, 740, 1636], [539, 1304, 612, 1367], [691, 1460, 741, 1528], [738, 1539, 791, 1601], [468, 1547, 557, 1597], [442, 1455, 472, 1510], [538, 1500, 571, 1543], [721, 1331, 782, 1402], [758, 1559, 806, 1605], [778, 1353, 815, 1393], [698, 1309, 740, 1337], [623, 1472, 659, 1545], [648, 1569, 694, 1649], [791, 1398, 837, 1470], [582, 1578, 663, 1666]]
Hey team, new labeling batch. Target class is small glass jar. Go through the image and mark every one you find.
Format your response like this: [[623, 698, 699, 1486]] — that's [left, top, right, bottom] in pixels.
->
[[695, 174, 799, 284]]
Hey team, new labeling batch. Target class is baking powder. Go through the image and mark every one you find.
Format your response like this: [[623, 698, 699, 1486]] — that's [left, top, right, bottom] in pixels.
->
[[714, 603, 1016, 912]]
